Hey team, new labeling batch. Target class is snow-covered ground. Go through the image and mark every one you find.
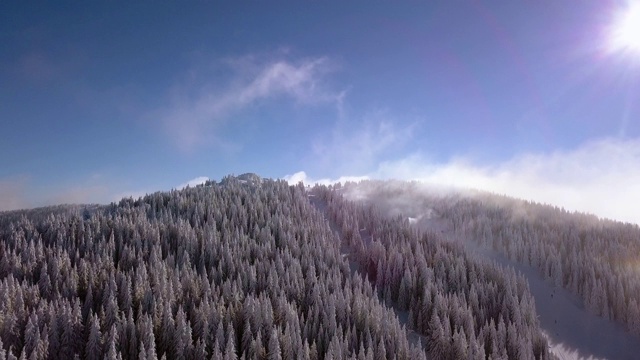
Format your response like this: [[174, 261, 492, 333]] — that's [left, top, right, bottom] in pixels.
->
[[441, 227, 640, 360], [481, 248, 640, 360]]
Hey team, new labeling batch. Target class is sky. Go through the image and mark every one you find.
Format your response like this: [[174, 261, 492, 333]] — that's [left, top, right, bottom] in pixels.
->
[[1, 1, 640, 223]]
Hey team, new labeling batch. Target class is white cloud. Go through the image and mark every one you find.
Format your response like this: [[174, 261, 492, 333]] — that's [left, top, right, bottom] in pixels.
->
[[378, 138, 640, 224], [234, 57, 335, 104], [158, 55, 340, 151], [291, 137, 640, 224], [283, 171, 368, 186], [177, 176, 209, 190]]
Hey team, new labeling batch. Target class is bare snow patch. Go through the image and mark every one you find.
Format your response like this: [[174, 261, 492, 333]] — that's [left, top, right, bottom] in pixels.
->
[[470, 243, 640, 360], [543, 332, 606, 360]]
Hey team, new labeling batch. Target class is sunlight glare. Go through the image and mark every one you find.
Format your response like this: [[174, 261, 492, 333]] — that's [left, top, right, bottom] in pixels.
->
[[610, 1, 640, 54]]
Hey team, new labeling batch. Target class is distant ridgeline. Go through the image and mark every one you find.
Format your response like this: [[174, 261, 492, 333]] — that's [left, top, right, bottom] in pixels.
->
[[0, 176, 555, 359]]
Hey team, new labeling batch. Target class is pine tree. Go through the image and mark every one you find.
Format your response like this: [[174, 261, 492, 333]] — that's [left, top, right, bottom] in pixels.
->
[[193, 339, 207, 360], [267, 328, 282, 360], [452, 327, 468, 360], [224, 323, 237, 360], [428, 311, 446, 359], [86, 313, 102, 360], [104, 325, 119, 360], [23, 314, 39, 359], [173, 308, 192, 360]]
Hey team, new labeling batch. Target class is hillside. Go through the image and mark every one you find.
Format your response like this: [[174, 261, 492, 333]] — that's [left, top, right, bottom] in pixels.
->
[[0, 176, 559, 359], [339, 180, 640, 359]]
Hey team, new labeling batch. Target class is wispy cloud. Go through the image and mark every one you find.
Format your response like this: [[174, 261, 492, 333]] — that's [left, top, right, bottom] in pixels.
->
[[157, 55, 340, 152], [290, 137, 640, 224], [286, 115, 414, 184], [310, 110, 418, 175]]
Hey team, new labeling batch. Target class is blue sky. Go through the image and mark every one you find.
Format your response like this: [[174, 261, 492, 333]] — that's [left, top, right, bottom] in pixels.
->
[[2, 1, 640, 222]]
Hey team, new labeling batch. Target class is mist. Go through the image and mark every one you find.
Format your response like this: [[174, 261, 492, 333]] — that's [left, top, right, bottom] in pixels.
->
[[288, 137, 640, 224]]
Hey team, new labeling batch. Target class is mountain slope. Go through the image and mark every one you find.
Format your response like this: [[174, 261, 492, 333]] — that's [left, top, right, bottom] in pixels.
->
[[0, 177, 554, 359], [339, 179, 640, 359]]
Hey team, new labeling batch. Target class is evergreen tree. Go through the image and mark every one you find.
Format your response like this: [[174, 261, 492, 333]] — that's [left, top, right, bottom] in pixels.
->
[[86, 313, 102, 360]]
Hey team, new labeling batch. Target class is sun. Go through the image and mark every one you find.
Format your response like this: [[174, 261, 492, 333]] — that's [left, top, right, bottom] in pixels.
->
[[610, 1, 640, 54]]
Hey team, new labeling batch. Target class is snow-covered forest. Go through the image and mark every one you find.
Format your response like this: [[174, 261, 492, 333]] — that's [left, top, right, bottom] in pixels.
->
[[340, 180, 640, 335], [1, 175, 561, 359], [338, 180, 640, 358]]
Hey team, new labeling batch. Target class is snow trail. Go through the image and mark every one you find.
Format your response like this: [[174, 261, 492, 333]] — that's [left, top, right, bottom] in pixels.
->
[[475, 244, 640, 360], [425, 220, 640, 360]]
